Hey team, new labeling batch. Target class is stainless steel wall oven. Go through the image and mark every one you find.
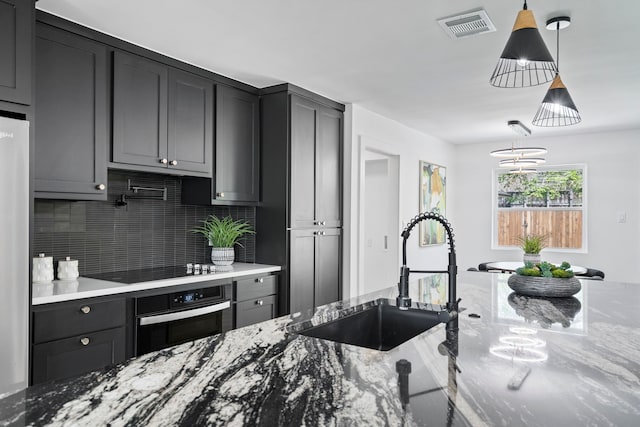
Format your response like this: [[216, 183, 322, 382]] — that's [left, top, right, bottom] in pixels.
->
[[135, 282, 232, 356]]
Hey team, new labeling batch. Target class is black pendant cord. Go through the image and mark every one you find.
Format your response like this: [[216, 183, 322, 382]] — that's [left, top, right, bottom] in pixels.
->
[[556, 21, 560, 73], [523, 1, 527, 11]]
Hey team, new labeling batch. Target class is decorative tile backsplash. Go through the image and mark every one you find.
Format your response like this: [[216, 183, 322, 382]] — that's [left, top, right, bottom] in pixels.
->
[[33, 171, 256, 275]]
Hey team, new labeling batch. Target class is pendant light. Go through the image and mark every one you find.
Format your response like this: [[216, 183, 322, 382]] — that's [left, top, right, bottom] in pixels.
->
[[490, 120, 547, 174], [489, 1, 557, 88], [532, 17, 581, 126]]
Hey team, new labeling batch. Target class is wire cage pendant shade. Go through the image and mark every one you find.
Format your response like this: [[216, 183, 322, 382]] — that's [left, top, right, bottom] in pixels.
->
[[489, 1, 557, 88], [532, 74, 581, 126], [532, 16, 581, 127]]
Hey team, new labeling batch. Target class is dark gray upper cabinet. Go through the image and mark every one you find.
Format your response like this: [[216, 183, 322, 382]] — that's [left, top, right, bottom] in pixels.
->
[[316, 107, 343, 228], [290, 95, 317, 228], [215, 85, 260, 202], [290, 94, 343, 229], [181, 85, 260, 205], [34, 24, 108, 200], [112, 51, 212, 176], [168, 68, 213, 174], [112, 51, 168, 168], [0, 0, 32, 105]]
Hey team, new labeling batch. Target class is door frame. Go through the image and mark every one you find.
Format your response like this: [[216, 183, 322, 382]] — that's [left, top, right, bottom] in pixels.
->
[[356, 135, 401, 297]]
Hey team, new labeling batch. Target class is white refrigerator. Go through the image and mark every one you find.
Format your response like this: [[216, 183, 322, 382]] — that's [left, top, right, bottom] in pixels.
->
[[0, 116, 29, 397]]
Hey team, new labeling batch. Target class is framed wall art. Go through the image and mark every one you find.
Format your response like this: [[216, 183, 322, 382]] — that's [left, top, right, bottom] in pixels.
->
[[419, 161, 446, 246]]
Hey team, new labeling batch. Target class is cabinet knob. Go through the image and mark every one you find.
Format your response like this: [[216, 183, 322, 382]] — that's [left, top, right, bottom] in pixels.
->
[[256, 300, 264, 306], [80, 306, 91, 314], [256, 277, 264, 283], [80, 337, 90, 346], [169, 160, 178, 166], [216, 192, 225, 198], [95, 183, 106, 191], [160, 158, 168, 164], [320, 221, 326, 226], [319, 231, 326, 236]]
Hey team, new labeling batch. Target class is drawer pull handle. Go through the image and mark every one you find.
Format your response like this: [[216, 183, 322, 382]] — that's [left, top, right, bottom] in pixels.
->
[[169, 160, 178, 166], [159, 158, 168, 164], [216, 192, 225, 198], [80, 306, 91, 314], [80, 337, 90, 346], [319, 221, 326, 226], [256, 300, 264, 306], [256, 278, 264, 283], [95, 183, 106, 191]]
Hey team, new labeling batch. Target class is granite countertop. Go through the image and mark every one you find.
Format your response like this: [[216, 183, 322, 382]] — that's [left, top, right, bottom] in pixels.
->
[[4, 272, 639, 426], [31, 262, 281, 305]]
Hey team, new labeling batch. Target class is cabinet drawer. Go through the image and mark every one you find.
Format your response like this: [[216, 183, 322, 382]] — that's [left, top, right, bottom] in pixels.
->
[[32, 326, 126, 384], [33, 299, 126, 343], [235, 295, 277, 329], [235, 275, 277, 301]]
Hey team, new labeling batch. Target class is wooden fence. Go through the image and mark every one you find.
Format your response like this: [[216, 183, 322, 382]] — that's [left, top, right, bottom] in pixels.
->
[[497, 210, 583, 248]]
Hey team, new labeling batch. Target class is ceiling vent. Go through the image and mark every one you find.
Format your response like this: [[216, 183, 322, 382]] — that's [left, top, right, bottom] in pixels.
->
[[437, 9, 496, 39]]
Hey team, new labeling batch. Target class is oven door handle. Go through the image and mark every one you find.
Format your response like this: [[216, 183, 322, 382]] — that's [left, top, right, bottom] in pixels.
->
[[139, 300, 231, 326]]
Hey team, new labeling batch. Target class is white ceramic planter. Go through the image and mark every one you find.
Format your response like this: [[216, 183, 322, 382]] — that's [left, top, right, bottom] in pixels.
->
[[523, 253, 541, 265], [211, 247, 235, 266]]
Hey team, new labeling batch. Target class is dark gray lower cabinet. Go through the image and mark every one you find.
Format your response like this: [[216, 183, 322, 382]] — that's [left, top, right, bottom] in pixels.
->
[[234, 274, 278, 328], [32, 327, 125, 384], [236, 296, 277, 329], [34, 23, 108, 200], [31, 297, 127, 384], [289, 228, 341, 313]]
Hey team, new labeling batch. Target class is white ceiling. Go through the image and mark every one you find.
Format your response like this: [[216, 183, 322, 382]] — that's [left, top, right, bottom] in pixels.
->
[[37, 0, 640, 144]]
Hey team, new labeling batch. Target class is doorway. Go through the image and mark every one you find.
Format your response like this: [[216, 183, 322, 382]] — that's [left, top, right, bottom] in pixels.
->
[[359, 141, 400, 296]]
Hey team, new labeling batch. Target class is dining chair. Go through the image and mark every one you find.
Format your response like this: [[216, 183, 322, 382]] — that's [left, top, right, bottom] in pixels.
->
[[576, 268, 605, 280]]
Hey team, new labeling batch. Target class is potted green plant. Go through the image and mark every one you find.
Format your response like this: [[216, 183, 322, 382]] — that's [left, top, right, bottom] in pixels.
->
[[517, 233, 547, 264], [191, 215, 255, 265], [508, 261, 581, 298]]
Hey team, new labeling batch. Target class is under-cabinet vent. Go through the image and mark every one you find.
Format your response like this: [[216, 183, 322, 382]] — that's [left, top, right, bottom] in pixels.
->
[[437, 9, 496, 39]]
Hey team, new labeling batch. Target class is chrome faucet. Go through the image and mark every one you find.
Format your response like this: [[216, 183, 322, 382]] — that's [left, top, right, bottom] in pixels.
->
[[396, 212, 459, 321]]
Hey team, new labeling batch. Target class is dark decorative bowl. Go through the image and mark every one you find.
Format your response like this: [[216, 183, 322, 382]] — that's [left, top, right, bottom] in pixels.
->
[[507, 274, 582, 297]]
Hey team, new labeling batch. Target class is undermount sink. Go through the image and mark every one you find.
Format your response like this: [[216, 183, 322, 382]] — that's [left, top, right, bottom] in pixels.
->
[[294, 299, 445, 351]]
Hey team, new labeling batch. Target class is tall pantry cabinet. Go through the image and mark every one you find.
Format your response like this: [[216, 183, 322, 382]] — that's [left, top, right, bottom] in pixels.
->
[[256, 84, 344, 315]]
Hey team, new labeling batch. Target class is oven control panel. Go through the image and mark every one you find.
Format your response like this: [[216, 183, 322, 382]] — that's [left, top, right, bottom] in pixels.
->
[[169, 285, 225, 308], [173, 291, 204, 304]]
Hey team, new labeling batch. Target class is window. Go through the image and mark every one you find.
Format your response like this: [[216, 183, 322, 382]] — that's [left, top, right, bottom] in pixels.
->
[[493, 165, 586, 251]]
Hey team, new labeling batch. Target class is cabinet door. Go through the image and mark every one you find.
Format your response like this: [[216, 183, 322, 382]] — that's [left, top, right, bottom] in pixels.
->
[[34, 24, 108, 200], [236, 295, 277, 329], [113, 51, 168, 168], [317, 107, 343, 227], [32, 327, 126, 384], [168, 68, 213, 174], [215, 85, 260, 202], [289, 95, 318, 228], [0, 0, 32, 105], [289, 229, 316, 313], [315, 228, 342, 307]]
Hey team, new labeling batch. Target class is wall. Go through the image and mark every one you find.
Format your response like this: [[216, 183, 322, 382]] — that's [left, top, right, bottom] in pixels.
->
[[452, 128, 640, 282], [344, 104, 456, 298], [33, 170, 256, 276]]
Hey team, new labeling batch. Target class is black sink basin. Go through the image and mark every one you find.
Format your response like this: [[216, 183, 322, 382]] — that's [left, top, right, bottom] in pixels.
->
[[295, 299, 445, 351]]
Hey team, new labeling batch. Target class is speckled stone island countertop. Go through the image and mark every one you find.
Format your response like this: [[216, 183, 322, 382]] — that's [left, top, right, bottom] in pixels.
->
[[1, 272, 639, 426]]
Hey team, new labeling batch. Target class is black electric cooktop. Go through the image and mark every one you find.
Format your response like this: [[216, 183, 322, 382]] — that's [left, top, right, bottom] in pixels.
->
[[85, 265, 207, 284]]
